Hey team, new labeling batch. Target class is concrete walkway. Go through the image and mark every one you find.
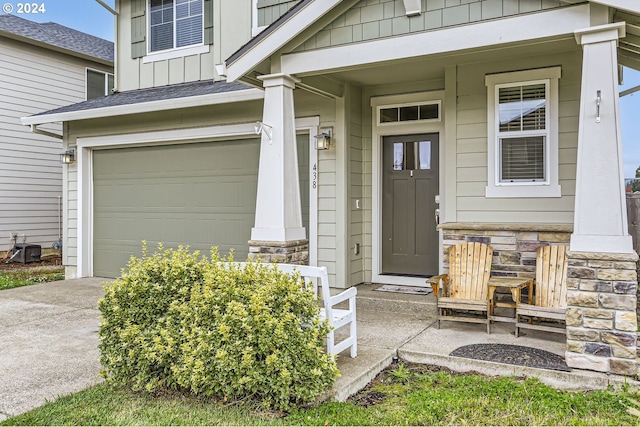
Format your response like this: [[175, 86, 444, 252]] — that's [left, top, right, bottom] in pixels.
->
[[0, 278, 106, 422], [1, 279, 638, 422]]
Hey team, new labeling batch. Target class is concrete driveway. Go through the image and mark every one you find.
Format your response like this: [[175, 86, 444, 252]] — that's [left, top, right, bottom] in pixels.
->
[[0, 278, 107, 422]]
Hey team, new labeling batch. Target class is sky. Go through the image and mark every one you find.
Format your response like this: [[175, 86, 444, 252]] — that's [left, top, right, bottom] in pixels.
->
[[5, 0, 640, 178]]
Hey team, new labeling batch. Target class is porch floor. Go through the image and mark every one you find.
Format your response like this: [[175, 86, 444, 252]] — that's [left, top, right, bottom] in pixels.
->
[[330, 283, 639, 402]]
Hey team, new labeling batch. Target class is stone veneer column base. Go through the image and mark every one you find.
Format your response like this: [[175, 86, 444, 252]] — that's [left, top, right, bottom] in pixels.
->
[[565, 251, 639, 376], [248, 239, 309, 265]]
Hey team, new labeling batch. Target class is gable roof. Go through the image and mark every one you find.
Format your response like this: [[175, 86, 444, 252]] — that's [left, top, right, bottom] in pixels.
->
[[0, 14, 113, 64], [225, 0, 353, 82], [225, 0, 638, 83]]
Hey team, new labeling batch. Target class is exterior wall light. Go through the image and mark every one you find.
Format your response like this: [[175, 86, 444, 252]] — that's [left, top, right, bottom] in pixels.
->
[[314, 128, 332, 150], [60, 149, 75, 164]]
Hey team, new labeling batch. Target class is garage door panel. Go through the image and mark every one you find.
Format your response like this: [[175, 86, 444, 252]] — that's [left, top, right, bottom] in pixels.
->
[[93, 136, 310, 278], [93, 139, 260, 278]]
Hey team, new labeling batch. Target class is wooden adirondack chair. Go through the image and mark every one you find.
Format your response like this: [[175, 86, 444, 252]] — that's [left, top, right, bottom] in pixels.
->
[[515, 245, 569, 337], [426, 242, 493, 333]]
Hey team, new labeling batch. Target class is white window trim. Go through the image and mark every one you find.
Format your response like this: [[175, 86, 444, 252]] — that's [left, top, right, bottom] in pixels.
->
[[252, 0, 267, 37], [376, 100, 441, 126], [145, 0, 205, 58], [485, 67, 562, 198], [143, 44, 210, 63], [85, 68, 114, 100]]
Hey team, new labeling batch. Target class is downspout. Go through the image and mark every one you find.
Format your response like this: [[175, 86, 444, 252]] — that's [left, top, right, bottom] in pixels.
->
[[94, 0, 118, 93], [30, 125, 62, 140], [94, 0, 117, 15]]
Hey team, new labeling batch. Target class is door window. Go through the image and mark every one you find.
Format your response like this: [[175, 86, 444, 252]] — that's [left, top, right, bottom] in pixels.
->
[[392, 140, 432, 170]]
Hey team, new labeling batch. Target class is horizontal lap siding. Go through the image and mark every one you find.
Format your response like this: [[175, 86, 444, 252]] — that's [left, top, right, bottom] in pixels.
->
[[0, 39, 109, 249], [455, 51, 581, 224]]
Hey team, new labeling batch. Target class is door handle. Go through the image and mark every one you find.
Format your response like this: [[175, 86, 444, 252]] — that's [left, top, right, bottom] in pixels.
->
[[435, 208, 440, 229]]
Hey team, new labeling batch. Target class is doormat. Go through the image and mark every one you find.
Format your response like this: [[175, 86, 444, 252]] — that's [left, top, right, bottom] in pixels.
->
[[374, 284, 432, 295], [450, 343, 571, 372]]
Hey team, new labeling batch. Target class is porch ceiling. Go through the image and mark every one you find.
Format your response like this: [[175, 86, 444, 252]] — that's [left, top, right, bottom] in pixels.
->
[[616, 10, 640, 71], [302, 37, 578, 88]]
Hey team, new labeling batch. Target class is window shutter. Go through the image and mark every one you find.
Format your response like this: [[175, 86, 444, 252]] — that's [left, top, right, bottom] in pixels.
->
[[204, 0, 213, 45], [131, 0, 146, 58]]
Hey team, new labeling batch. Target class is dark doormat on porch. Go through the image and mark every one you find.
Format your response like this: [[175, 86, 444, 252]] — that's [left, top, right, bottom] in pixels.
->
[[450, 343, 571, 372], [374, 284, 432, 295]]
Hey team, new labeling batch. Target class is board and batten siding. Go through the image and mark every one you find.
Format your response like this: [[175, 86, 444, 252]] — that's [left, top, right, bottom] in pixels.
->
[[120, 0, 253, 91], [454, 50, 581, 223], [0, 37, 110, 250]]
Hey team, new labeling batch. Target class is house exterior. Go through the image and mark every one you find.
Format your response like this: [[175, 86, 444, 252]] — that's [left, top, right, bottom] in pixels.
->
[[0, 14, 113, 252], [22, 0, 640, 375]]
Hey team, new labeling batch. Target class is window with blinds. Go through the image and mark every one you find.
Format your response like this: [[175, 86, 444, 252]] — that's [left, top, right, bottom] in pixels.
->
[[150, 0, 203, 53], [496, 82, 549, 183], [500, 136, 545, 181]]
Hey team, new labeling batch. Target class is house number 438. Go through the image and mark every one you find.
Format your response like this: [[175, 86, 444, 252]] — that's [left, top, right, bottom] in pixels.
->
[[312, 163, 317, 189]]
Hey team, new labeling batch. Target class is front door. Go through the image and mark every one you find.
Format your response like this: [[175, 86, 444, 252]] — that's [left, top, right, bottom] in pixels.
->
[[382, 133, 439, 276]]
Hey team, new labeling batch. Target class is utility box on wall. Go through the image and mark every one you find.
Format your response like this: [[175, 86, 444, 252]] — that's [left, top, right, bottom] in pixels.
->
[[13, 244, 41, 263]]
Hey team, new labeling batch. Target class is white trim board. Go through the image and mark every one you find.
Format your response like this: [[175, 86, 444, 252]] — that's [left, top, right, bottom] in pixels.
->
[[76, 117, 320, 277], [226, 0, 352, 82], [280, 4, 590, 76], [591, 0, 640, 14], [370, 91, 445, 287]]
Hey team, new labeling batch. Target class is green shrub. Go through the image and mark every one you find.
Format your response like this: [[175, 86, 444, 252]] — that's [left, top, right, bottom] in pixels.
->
[[99, 243, 338, 410]]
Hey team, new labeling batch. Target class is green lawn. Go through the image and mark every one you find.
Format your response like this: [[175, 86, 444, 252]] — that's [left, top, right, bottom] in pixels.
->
[[0, 266, 65, 291], [4, 363, 640, 426]]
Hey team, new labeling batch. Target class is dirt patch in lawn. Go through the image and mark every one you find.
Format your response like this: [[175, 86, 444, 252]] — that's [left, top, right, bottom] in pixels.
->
[[0, 253, 63, 272]]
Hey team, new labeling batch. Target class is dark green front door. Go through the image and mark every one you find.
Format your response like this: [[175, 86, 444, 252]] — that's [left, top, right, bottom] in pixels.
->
[[382, 133, 439, 276]]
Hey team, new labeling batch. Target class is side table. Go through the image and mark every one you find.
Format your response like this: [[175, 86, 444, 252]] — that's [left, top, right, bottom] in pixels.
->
[[487, 277, 533, 331]]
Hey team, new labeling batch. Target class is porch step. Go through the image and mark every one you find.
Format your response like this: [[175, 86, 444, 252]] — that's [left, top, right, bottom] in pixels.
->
[[355, 283, 437, 318]]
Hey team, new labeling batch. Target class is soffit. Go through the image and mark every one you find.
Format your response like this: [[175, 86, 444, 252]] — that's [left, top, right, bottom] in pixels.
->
[[297, 36, 579, 88], [615, 10, 640, 71]]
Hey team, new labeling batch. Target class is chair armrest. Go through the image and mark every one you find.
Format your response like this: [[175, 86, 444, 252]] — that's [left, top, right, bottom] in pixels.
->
[[427, 274, 448, 298], [328, 286, 357, 306]]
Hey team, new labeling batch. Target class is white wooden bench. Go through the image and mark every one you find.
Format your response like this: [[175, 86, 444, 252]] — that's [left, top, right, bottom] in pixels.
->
[[276, 264, 357, 359], [221, 262, 357, 358]]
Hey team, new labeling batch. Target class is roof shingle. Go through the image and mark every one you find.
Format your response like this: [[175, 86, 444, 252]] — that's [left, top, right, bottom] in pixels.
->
[[32, 79, 253, 117], [0, 14, 113, 62]]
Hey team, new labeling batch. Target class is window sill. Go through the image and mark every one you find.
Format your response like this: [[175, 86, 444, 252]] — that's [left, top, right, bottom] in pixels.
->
[[485, 183, 561, 198], [142, 45, 210, 64]]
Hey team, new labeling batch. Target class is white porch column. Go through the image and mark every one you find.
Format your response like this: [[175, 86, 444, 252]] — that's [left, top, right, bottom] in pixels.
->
[[250, 73, 306, 242], [571, 23, 632, 254]]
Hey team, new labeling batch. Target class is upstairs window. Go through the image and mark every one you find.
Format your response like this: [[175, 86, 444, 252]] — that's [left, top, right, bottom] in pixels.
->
[[149, 0, 203, 53], [86, 69, 114, 100]]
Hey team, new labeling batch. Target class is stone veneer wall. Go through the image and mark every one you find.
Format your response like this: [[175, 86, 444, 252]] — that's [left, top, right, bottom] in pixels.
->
[[565, 251, 639, 376], [248, 239, 309, 265], [440, 223, 573, 278]]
